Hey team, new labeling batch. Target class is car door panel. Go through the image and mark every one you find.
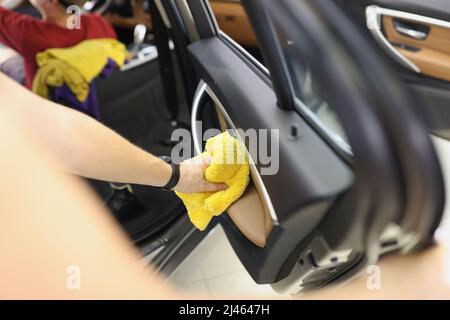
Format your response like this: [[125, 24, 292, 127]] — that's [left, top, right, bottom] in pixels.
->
[[188, 39, 354, 217], [337, 0, 450, 140], [370, 0, 450, 21], [165, 0, 445, 293], [188, 37, 354, 283], [380, 13, 450, 83]]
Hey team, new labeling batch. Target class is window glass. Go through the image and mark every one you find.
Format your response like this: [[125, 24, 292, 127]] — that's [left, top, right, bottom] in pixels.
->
[[208, 1, 349, 154], [271, 18, 351, 153], [208, 0, 263, 63]]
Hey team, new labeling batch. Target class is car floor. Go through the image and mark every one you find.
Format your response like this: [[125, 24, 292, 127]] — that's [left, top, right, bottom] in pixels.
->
[[167, 136, 450, 298], [168, 225, 289, 298]]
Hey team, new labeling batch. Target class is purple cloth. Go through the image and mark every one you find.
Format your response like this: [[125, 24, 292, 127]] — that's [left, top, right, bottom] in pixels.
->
[[51, 58, 117, 120], [53, 82, 100, 119]]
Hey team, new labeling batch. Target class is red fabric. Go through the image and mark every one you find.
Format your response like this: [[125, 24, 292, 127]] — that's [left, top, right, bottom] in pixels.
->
[[0, 8, 117, 88]]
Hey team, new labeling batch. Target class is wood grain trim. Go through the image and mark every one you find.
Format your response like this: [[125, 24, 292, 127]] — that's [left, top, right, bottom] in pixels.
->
[[399, 47, 450, 82], [209, 0, 257, 47], [383, 16, 450, 82], [383, 16, 450, 55]]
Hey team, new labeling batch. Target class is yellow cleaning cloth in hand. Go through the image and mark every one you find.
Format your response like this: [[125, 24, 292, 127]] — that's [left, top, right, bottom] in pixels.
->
[[33, 38, 128, 102], [176, 132, 250, 231]]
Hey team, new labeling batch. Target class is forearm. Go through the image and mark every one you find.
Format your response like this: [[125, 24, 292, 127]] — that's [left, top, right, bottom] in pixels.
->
[[0, 74, 172, 187], [0, 112, 177, 299], [104, 13, 152, 29], [53, 106, 172, 186]]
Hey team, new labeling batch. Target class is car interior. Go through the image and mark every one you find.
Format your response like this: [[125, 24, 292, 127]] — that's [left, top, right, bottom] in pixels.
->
[[1, 0, 450, 296]]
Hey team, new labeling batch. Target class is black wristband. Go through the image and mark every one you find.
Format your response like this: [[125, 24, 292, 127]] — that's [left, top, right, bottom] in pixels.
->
[[160, 156, 180, 191]]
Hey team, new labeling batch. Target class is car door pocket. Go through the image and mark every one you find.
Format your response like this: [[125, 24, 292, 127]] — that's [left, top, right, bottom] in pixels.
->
[[227, 182, 273, 248], [214, 94, 274, 248], [191, 80, 277, 247]]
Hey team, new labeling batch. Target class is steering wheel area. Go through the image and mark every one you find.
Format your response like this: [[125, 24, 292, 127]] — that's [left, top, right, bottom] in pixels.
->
[[82, 0, 113, 15], [0, 0, 24, 10]]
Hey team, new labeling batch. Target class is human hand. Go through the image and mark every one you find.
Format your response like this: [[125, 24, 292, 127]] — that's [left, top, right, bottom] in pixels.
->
[[131, 0, 152, 29], [174, 155, 228, 194]]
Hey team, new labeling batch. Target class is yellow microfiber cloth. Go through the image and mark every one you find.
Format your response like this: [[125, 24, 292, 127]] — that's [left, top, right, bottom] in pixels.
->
[[32, 38, 128, 102], [176, 131, 250, 231]]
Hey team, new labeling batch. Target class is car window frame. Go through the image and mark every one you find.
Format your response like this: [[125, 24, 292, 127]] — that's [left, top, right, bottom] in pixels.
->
[[244, 0, 354, 161], [191, 0, 354, 162]]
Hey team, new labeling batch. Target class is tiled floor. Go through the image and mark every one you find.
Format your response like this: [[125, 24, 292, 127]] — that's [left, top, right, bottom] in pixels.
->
[[168, 226, 284, 298], [168, 137, 450, 298]]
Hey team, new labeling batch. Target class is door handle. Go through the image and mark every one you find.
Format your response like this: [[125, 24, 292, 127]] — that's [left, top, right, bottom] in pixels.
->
[[366, 5, 421, 73], [395, 25, 427, 40], [393, 20, 429, 40]]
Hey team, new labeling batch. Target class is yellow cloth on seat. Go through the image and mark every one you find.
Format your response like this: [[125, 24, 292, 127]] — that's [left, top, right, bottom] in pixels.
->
[[32, 38, 128, 102], [176, 132, 251, 231]]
